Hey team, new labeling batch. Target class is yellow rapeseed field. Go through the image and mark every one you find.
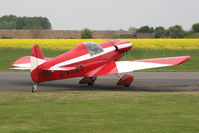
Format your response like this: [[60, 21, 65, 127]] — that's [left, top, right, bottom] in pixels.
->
[[0, 39, 199, 50]]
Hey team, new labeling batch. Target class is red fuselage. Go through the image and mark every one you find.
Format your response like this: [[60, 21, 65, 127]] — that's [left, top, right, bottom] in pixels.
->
[[32, 40, 132, 82]]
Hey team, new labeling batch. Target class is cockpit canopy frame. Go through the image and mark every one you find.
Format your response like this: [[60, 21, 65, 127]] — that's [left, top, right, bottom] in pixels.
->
[[84, 42, 104, 56]]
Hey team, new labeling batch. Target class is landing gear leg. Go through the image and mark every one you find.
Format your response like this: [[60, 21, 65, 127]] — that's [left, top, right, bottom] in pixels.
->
[[88, 78, 94, 86], [87, 77, 96, 86], [124, 84, 130, 87], [32, 82, 39, 93], [115, 74, 122, 78]]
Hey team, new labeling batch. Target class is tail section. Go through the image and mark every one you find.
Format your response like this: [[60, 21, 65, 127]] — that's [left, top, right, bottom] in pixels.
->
[[30, 45, 46, 82], [31, 45, 44, 59]]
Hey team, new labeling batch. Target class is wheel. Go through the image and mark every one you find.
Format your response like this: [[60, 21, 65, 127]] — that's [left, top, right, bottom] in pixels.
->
[[32, 82, 38, 93], [32, 87, 36, 93], [87, 77, 95, 86], [88, 81, 94, 86], [124, 84, 130, 87]]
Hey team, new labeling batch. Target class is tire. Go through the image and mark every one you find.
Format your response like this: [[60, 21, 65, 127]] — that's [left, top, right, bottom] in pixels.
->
[[32, 87, 36, 93], [124, 85, 130, 87], [88, 81, 94, 86]]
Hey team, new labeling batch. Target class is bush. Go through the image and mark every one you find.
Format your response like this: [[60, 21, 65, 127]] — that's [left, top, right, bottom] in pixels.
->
[[136, 26, 154, 33], [192, 23, 199, 32], [168, 25, 184, 38], [155, 26, 166, 38], [1, 36, 12, 39], [81, 28, 93, 39]]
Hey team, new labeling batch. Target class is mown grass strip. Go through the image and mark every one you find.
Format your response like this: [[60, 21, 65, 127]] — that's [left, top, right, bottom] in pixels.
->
[[0, 91, 199, 133]]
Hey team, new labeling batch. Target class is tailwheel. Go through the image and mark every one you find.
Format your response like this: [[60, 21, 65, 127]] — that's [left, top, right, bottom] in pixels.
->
[[32, 82, 38, 93], [32, 87, 36, 93]]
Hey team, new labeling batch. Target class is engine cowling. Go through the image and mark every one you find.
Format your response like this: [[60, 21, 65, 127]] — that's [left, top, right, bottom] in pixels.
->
[[116, 74, 134, 87]]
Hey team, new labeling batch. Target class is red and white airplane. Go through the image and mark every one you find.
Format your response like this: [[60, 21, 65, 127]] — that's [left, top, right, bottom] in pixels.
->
[[11, 40, 190, 92]]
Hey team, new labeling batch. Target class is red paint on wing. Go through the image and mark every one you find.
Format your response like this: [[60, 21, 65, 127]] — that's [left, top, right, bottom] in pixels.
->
[[135, 56, 190, 65]]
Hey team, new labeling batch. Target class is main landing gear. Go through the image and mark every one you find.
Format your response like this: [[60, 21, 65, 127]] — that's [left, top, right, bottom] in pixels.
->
[[79, 77, 97, 86], [79, 74, 134, 87], [32, 82, 39, 93], [116, 74, 134, 87]]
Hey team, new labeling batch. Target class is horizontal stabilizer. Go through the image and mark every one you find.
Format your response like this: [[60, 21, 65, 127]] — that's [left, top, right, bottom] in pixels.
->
[[11, 56, 52, 70], [12, 56, 31, 67]]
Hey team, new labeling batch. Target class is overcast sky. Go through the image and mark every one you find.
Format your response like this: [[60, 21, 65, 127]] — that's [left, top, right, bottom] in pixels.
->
[[0, 0, 199, 30]]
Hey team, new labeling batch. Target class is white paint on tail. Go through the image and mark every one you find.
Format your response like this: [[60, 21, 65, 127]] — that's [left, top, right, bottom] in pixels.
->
[[30, 56, 46, 71]]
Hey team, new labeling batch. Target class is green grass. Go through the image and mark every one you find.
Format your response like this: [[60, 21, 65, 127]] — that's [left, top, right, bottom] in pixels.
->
[[1, 48, 198, 71], [0, 91, 199, 133], [185, 33, 199, 38]]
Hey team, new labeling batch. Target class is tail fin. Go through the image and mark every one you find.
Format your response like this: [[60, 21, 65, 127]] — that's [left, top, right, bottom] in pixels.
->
[[30, 45, 46, 82], [31, 45, 44, 59]]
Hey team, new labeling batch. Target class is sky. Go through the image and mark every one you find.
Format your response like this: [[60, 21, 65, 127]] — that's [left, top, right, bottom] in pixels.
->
[[0, 0, 199, 30]]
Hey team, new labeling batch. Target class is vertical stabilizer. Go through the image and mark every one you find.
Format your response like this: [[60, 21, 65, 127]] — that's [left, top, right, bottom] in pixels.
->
[[30, 45, 46, 82]]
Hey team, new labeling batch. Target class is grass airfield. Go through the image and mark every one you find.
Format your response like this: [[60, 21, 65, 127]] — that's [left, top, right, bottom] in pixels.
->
[[0, 91, 199, 133]]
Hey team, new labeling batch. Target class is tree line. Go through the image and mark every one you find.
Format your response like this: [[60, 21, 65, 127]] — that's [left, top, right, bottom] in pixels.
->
[[129, 23, 199, 38], [1, 15, 199, 39], [82, 23, 199, 39], [0, 15, 52, 30]]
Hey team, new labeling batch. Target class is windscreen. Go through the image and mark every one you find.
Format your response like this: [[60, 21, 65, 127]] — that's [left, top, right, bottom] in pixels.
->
[[84, 42, 104, 56]]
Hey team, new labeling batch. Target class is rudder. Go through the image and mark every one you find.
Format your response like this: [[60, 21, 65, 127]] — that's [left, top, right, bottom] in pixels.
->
[[30, 45, 46, 82]]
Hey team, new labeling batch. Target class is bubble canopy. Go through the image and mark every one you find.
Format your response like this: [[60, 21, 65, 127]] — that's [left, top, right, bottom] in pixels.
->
[[84, 42, 104, 56]]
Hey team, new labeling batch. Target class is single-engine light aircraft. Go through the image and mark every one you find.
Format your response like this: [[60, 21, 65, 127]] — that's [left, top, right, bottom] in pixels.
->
[[11, 40, 190, 92]]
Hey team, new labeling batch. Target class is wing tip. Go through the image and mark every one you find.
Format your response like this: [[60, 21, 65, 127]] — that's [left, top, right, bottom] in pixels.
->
[[173, 56, 191, 66]]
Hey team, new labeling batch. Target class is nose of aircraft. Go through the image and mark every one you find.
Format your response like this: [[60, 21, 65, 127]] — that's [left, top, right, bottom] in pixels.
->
[[113, 40, 132, 52]]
